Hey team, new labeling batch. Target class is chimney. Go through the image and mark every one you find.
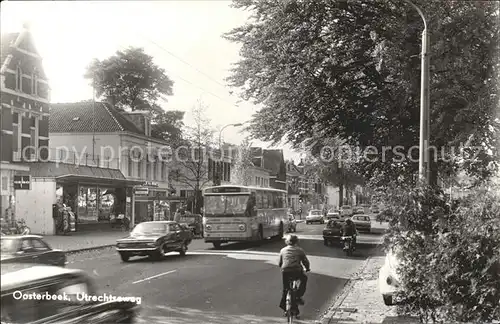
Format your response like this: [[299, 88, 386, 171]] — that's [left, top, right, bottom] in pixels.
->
[[122, 111, 151, 137]]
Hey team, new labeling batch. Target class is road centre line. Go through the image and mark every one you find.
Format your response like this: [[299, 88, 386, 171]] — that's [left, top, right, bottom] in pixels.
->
[[132, 270, 177, 284]]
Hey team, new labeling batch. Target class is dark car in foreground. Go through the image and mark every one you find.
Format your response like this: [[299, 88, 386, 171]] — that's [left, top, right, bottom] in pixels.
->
[[1, 263, 139, 323], [1, 235, 66, 267], [323, 220, 343, 246], [116, 221, 193, 262]]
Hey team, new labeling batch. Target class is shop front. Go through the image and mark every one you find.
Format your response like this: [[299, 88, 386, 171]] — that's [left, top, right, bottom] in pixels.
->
[[54, 176, 143, 232], [133, 185, 185, 224]]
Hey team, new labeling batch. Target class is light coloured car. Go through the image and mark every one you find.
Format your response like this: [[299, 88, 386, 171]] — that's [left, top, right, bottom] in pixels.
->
[[379, 247, 402, 305], [325, 212, 341, 221], [352, 214, 371, 232], [306, 210, 324, 224], [340, 205, 353, 217], [353, 206, 365, 214], [371, 205, 380, 213]]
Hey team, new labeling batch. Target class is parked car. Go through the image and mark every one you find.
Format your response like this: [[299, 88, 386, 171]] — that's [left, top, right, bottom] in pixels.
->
[[371, 205, 380, 213], [352, 214, 372, 232], [306, 210, 324, 224], [178, 214, 203, 238], [116, 221, 193, 262], [379, 247, 402, 305], [323, 220, 343, 246], [1, 235, 66, 267], [1, 263, 139, 323], [353, 206, 365, 214], [340, 205, 353, 217], [325, 212, 341, 221]]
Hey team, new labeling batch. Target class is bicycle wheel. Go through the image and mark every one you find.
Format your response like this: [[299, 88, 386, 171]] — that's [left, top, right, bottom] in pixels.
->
[[286, 290, 293, 323]]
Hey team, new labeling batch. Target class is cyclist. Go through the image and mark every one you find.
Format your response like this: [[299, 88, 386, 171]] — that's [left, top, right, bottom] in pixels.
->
[[278, 234, 310, 318], [342, 218, 357, 250]]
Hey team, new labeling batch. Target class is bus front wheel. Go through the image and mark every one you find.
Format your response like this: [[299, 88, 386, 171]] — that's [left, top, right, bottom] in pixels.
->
[[212, 242, 222, 249]]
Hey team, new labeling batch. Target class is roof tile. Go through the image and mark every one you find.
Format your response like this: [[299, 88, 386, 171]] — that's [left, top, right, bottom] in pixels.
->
[[49, 101, 143, 134]]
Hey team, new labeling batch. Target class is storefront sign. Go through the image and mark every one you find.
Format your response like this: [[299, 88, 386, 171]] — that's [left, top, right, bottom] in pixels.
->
[[13, 175, 31, 190], [143, 181, 159, 187], [134, 187, 149, 195]]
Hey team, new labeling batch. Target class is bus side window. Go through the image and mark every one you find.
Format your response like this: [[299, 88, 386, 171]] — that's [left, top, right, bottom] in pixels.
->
[[256, 191, 263, 209], [262, 192, 268, 208], [283, 193, 287, 208], [276, 193, 281, 208], [272, 192, 278, 208]]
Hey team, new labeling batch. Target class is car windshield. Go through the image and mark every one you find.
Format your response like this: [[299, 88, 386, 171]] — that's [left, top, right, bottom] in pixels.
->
[[0, 238, 18, 253], [204, 195, 250, 215], [310, 210, 321, 215], [355, 216, 370, 221], [131, 223, 167, 235], [341, 206, 351, 209]]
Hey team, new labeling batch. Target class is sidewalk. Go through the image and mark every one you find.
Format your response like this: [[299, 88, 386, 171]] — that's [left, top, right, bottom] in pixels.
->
[[320, 256, 419, 324], [42, 231, 128, 253]]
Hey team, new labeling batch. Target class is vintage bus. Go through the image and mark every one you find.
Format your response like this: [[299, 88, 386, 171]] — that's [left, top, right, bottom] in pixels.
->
[[202, 185, 289, 249]]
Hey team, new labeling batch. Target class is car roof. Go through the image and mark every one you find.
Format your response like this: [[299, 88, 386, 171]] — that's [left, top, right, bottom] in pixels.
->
[[353, 214, 370, 218], [1, 264, 86, 291]]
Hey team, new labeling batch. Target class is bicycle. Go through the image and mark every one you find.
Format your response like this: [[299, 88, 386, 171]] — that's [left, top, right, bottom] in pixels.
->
[[285, 269, 309, 323]]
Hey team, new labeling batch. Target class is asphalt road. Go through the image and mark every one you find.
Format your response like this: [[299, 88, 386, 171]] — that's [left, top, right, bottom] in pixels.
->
[[67, 222, 384, 324]]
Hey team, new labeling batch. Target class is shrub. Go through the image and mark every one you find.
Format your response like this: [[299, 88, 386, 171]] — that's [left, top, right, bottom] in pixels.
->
[[380, 182, 500, 323]]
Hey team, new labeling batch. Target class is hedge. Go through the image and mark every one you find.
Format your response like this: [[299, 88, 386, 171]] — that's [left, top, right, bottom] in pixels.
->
[[380, 182, 500, 323]]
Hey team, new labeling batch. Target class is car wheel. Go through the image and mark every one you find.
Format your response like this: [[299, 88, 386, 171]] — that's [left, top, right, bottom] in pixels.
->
[[119, 253, 130, 262], [178, 242, 187, 256], [383, 294, 393, 306], [323, 239, 328, 246], [306, 221, 309, 225], [212, 242, 222, 249]]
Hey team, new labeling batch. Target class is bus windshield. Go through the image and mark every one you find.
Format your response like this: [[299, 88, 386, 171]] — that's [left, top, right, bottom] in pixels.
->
[[204, 195, 250, 216]]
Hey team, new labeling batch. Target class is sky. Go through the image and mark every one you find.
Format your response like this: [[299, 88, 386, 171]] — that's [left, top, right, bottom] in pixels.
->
[[1, 0, 302, 162]]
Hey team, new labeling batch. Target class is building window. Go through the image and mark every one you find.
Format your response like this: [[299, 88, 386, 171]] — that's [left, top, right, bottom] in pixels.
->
[[161, 163, 165, 180], [137, 159, 142, 178], [32, 72, 38, 96], [146, 162, 151, 180], [128, 156, 133, 177], [16, 67, 22, 91], [12, 124, 19, 152], [153, 162, 157, 180]]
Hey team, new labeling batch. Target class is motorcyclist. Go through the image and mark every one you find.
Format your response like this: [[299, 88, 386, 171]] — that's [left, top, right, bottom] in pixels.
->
[[278, 234, 310, 318], [342, 218, 357, 250]]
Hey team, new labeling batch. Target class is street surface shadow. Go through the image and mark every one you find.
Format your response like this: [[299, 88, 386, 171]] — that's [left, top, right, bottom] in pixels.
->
[[126, 254, 204, 263], [137, 269, 347, 323]]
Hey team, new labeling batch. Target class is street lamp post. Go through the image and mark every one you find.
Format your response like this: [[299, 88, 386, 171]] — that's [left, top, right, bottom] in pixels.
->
[[215, 123, 244, 185], [404, 0, 431, 186]]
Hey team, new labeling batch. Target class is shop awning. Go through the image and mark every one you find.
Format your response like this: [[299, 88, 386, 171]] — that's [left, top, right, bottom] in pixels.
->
[[25, 162, 144, 186]]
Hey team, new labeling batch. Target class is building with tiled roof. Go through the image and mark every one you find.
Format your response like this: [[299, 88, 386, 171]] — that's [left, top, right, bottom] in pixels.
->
[[48, 101, 185, 226], [1, 23, 52, 233]]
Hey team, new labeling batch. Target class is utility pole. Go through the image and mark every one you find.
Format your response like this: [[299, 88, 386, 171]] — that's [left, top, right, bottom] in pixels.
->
[[404, 0, 430, 186], [92, 72, 97, 161]]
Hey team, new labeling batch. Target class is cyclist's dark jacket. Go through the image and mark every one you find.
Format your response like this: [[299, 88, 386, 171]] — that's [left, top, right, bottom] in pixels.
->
[[342, 222, 357, 236], [278, 245, 310, 273]]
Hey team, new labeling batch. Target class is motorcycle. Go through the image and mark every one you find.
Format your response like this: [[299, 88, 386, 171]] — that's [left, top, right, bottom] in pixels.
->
[[341, 236, 354, 256]]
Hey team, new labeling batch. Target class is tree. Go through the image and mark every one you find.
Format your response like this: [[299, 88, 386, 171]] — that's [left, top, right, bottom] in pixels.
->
[[224, 0, 500, 187], [151, 110, 185, 143], [85, 47, 184, 141], [231, 137, 254, 186], [168, 100, 215, 213]]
